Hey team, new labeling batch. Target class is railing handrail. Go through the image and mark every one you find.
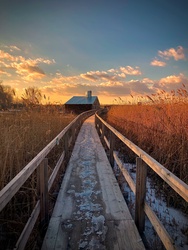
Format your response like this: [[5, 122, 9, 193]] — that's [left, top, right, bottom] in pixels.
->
[[0, 109, 95, 212], [95, 112, 188, 202], [95, 110, 188, 250]]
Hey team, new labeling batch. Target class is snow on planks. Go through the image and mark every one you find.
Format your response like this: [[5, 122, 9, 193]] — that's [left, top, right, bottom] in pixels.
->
[[42, 116, 145, 250]]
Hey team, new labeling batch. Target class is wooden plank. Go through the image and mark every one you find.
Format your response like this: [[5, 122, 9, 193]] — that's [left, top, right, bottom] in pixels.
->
[[113, 151, 136, 194], [40, 158, 49, 225], [0, 110, 95, 212], [114, 220, 145, 250], [97, 161, 132, 220], [144, 203, 176, 250], [48, 151, 65, 191], [14, 201, 40, 250], [96, 113, 188, 202], [42, 116, 145, 250], [104, 135, 110, 149], [109, 131, 115, 167], [113, 150, 177, 250], [135, 157, 147, 234], [101, 122, 105, 143]]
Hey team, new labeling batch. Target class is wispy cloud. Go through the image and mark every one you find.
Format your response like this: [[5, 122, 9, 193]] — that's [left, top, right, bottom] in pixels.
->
[[2, 45, 21, 52], [79, 67, 140, 84], [158, 46, 185, 61], [153, 74, 188, 92], [150, 59, 166, 67], [80, 70, 123, 82], [42, 72, 154, 100], [0, 49, 55, 80], [42, 71, 188, 102], [0, 68, 11, 77], [120, 66, 141, 75], [1, 44, 187, 103]]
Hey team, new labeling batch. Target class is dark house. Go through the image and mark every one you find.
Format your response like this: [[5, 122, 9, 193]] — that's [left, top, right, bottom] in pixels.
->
[[65, 91, 100, 114]]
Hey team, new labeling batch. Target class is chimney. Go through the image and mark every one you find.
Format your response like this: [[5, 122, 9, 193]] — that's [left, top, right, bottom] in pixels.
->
[[86, 90, 92, 98]]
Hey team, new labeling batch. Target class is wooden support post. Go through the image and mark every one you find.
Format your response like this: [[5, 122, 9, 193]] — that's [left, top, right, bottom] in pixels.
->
[[39, 158, 49, 226], [109, 131, 115, 168], [135, 157, 147, 234], [64, 132, 69, 160], [101, 123, 105, 144], [96, 118, 100, 134], [71, 124, 74, 144], [95, 115, 97, 129]]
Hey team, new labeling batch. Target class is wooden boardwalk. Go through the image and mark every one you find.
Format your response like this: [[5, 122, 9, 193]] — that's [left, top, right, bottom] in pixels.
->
[[42, 116, 145, 250]]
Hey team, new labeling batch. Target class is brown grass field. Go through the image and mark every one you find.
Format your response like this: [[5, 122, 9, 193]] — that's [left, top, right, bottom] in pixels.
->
[[0, 107, 75, 249], [106, 91, 188, 212], [0, 90, 188, 248]]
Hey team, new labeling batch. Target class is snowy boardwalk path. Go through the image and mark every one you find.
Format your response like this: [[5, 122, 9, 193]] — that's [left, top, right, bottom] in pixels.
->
[[42, 116, 145, 250]]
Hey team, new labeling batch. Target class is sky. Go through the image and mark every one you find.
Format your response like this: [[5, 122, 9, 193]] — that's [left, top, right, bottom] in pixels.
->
[[0, 0, 188, 104]]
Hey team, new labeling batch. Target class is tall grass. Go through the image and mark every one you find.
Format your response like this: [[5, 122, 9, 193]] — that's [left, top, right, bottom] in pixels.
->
[[0, 107, 75, 189], [106, 90, 188, 211], [0, 106, 75, 249]]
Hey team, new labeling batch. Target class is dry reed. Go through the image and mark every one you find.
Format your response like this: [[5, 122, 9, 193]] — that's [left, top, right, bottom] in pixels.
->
[[0, 106, 75, 249], [106, 88, 188, 211]]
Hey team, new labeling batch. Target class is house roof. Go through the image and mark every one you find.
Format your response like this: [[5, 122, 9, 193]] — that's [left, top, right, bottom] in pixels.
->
[[65, 96, 98, 105]]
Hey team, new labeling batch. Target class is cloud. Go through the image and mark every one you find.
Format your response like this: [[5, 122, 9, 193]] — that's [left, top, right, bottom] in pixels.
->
[[141, 78, 155, 84], [35, 58, 56, 65], [120, 66, 141, 75], [152, 74, 188, 92], [41, 71, 188, 104], [51, 74, 80, 84], [79, 67, 140, 84], [80, 72, 98, 81], [2, 48, 187, 103], [107, 68, 117, 73], [1, 45, 21, 52], [99, 81, 124, 87], [127, 79, 155, 95], [158, 46, 185, 61], [13, 63, 45, 80], [0, 68, 11, 77], [0, 50, 15, 61], [150, 59, 166, 67], [158, 74, 183, 85], [80, 69, 125, 82], [0, 49, 55, 80]]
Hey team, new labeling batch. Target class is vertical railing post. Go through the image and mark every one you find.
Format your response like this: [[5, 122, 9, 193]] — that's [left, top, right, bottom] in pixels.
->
[[64, 131, 69, 160], [109, 131, 115, 168], [71, 123, 75, 144], [95, 114, 97, 129], [101, 123, 105, 144], [39, 158, 49, 225], [96, 117, 100, 134], [135, 157, 147, 234]]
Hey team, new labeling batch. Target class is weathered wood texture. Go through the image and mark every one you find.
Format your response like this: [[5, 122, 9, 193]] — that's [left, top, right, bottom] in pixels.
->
[[0, 110, 95, 213], [42, 116, 145, 250], [114, 152, 176, 250], [95, 112, 186, 250], [1, 110, 95, 250], [39, 158, 49, 225], [135, 157, 147, 234], [95, 113, 188, 202]]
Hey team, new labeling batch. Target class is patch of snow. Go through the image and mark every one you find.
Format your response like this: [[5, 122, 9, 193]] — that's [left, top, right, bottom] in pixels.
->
[[113, 152, 188, 249], [79, 240, 88, 248], [65, 122, 108, 249], [92, 215, 105, 232]]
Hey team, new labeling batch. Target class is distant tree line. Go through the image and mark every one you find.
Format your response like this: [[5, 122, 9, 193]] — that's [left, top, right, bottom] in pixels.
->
[[0, 81, 43, 110]]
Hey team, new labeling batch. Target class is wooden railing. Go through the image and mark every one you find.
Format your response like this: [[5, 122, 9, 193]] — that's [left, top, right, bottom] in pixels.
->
[[0, 109, 95, 250], [95, 110, 188, 250]]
